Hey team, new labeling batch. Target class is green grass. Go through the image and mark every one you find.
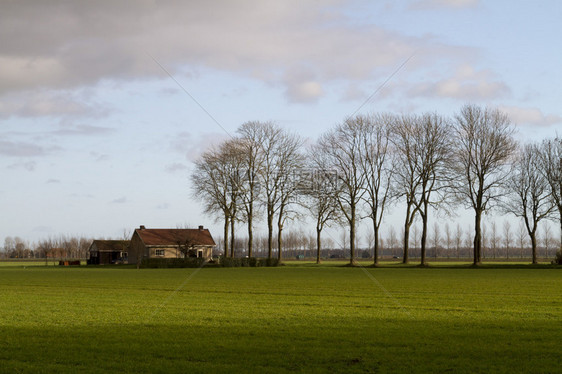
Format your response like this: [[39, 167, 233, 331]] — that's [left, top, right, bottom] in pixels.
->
[[0, 264, 560, 373]]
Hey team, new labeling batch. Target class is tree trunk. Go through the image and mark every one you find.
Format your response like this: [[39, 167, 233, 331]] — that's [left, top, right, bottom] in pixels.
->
[[373, 220, 379, 266], [473, 211, 482, 265], [402, 223, 410, 264], [316, 227, 322, 264], [267, 205, 274, 259], [230, 214, 235, 258], [402, 203, 413, 264], [223, 216, 229, 258], [559, 216, 562, 254], [420, 211, 428, 266], [349, 204, 356, 265], [247, 210, 253, 258], [530, 232, 537, 264], [277, 223, 283, 262]]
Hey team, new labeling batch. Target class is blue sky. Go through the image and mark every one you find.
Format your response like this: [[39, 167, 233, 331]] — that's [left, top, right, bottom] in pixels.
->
[[1, 0, 561, 245]]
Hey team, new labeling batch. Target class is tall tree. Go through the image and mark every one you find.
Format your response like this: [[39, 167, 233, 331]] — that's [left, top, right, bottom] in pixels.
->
[[517, 221, 527, 259], [503, 143, 554, 263], [490, 221, 499, 259], [454, 223, 463, 259], [304, 150, 341, 264], [541, 223, 553, 258], [451, 105, 517, 265], [503, 220, 512, 259], [391, 114, 421, 263], [317, 116, 368, 265], [271, 130, 305, 261], [432, 222, 441, 259], [360, 113, 394, 266], [237, 121, 268, 258], [538, 136, 562, 254], [444, 223, 452, 259], [392, 113, 452, 265], [191, 139, 242, 258]]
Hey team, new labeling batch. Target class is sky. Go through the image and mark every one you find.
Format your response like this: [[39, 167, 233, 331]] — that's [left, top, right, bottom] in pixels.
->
[[1, 0, 561, 246]]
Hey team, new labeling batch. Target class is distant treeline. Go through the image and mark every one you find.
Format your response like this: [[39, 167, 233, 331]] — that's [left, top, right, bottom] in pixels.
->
[[1, 235, 92, 260]]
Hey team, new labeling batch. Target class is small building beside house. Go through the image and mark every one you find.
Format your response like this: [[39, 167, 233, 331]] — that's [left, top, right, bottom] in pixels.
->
[[88, 240, 130, 265], [128, 225, 216, 265]]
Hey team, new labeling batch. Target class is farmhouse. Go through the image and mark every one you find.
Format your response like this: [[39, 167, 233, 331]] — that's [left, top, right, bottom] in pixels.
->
[[88, 240, 130, 265], [127, 225, 216, 264]]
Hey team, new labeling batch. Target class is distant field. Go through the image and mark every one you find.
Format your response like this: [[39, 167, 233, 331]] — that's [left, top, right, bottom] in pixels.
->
[[0, 264, 560, 373]]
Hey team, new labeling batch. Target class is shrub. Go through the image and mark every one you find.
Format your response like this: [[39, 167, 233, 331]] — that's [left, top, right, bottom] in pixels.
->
[[553, 250, 562, 265], [219, 257, 279, 267], [141, 257, 206, 268]]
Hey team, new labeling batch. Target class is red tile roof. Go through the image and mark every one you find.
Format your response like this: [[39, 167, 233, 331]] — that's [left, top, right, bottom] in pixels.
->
[[90, 240, 129, 252], [135, 228, 216, 247]]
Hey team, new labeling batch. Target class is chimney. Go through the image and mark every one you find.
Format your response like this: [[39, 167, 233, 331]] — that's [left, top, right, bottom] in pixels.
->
[[198, 225, 204, 231], [139, 225, 146, 230]]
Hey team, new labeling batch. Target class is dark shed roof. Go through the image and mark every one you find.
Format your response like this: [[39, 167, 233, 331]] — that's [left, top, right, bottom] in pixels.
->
[[135, 227, 216, 247]]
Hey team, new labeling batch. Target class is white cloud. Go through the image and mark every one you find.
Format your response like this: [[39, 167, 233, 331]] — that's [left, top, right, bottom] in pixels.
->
[[0, 90, 111, 119], [286, 81, 324, 103], [499, 106, 562, 128], [171, 131, 230, 162], [410, 0, 479, 10], [0, 0, 468, 107], [409, 64, 510, 100], [0, 140, 50, 157]]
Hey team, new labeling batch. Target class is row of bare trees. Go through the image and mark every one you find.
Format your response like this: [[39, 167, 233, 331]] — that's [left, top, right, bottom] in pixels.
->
[[1, 235, 92, 260], [191, 104, 562, 266], [212, 220, 560, 260]]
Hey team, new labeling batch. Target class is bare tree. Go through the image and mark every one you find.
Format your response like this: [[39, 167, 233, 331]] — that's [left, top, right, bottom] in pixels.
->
[[464, 226, 473, 257], [538, 136, 562, 254], [503, 220, 512, 260], [454, 224, 463, 259], [431, 221, 441, 259], [542, 222, 552, 259], [490, 221, 499, 259], [360, 113, 394, 266], [254, 122, 304, 261], [317, 116, 368, 265], [392, 113, 452, 265], [451, 105, 517, 265], [503, 143, 554, 263], [445, 223, 452, 259], [412, 223, 420, 258], [237, 121, 269, 258], [388, 226, 398, 258], [191, 139, 243, 258], [301, 170, 340, 264], [517, 220, 527, 259], [306, 144, 343, 264], [391, 114, 421, 263]]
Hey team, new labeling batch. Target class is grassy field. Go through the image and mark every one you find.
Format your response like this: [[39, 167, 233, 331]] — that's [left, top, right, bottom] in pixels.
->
[[0, 263, 560, 373]]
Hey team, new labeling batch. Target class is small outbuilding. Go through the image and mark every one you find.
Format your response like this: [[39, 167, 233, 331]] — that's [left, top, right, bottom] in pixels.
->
[[127, 225, 216, 265], [88, 240, 130, 265]]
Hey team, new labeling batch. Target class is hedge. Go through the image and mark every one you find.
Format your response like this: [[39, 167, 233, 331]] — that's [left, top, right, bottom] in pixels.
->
[[219, 257, 279, 267], [140, 257, 206, 268]]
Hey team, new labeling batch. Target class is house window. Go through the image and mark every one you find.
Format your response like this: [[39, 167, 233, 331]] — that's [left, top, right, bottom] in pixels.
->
[[155, 249, 165, 256], [197, 250, 203, 258]]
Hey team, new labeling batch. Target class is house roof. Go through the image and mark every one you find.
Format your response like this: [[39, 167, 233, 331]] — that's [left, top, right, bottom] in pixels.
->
[[135, 228, 216, 247], [90, 240, 129, 252]]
